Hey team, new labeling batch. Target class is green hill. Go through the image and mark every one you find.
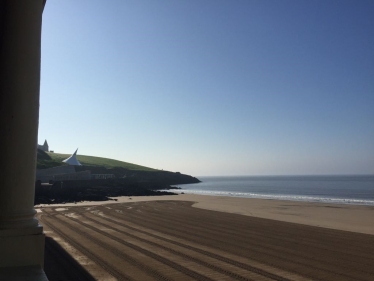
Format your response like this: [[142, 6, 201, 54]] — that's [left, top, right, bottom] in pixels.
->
[[37, 150, 156, 171], [35, 150, 200, 205]]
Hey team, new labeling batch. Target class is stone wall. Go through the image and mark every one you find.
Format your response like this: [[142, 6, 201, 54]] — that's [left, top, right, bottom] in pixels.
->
[[36, 166, 75, 182]]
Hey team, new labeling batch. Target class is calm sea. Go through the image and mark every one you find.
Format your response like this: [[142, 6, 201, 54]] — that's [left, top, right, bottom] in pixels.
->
[[174, 175, 374, 206]]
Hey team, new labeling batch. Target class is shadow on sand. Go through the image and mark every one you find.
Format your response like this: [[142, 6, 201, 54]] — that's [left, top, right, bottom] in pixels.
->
[[44, 236, 96, 281]]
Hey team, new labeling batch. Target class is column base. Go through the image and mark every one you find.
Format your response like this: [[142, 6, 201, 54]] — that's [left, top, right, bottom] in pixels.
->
[[0, 265, 48, 281], [0, 225, 44, 269], [0, 266, 48, 281]]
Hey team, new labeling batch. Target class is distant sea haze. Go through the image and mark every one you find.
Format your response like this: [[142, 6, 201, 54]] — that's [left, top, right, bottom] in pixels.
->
[[175, 175, 374, 206]]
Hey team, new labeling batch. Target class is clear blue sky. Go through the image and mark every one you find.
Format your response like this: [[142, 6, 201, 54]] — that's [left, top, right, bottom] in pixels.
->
[[39, 0, 374, 176]]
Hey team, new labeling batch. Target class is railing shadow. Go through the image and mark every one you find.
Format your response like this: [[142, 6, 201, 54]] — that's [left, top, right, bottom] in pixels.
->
[[44, 236, 96, 281]]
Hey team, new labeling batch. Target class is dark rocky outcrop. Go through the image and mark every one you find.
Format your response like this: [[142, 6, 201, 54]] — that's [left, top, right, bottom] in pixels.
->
[[35, 154, 201, 205], [34, 168, 199, 205], [34, 178, 179, 205]]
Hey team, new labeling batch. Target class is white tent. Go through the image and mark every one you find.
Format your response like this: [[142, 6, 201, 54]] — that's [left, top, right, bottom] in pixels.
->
[[62, 148, 82, 166]]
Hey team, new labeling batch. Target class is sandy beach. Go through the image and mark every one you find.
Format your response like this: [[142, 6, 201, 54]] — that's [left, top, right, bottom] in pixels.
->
[[37, 194, 374, 280]]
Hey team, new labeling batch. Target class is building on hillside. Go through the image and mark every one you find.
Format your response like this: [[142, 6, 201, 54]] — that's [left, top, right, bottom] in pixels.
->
[[62, 148, 82, 166], [35, 166, 76, 183], [54, 170, 92, 181], [37, 139, 49, 152], [91, 174, 116, 180], [36, 165, 116, 183], [37, 150, 117, 182]]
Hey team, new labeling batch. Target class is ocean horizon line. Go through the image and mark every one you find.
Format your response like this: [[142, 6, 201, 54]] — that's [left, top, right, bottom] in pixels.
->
[[195, 174, 374, 178]]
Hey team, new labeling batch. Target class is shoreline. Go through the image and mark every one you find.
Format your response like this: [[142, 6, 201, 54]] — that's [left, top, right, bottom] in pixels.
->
[[170, 190, 374, 206], [36, 193, 374, 235]]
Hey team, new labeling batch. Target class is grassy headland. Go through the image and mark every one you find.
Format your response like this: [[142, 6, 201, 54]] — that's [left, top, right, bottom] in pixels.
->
[[35, 149, 200, 204], [37, 150, 156, 171]]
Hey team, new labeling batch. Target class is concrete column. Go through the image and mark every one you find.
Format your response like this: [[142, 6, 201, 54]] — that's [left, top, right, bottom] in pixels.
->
[[0, 0, 46, 269]]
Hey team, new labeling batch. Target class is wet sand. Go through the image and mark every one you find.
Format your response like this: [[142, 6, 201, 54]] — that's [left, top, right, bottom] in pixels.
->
[[38, 195, 374, 280]]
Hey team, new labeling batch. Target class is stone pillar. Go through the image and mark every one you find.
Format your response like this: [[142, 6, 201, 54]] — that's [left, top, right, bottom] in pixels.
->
[[0, 0, 46, 269]]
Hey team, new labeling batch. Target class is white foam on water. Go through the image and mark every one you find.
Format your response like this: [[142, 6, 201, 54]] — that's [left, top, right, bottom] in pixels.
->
[[166, 189, 374, 206]]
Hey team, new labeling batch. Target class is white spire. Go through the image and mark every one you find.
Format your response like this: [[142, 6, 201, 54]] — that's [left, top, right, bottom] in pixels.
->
[[62, 148, 82, 166]]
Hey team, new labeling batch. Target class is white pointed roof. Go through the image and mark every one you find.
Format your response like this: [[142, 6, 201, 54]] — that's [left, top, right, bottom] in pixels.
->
[[62, 148, 82, 166]]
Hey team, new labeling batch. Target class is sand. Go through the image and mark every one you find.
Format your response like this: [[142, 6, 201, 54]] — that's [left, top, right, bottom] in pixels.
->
[[36, 194, 374, 235], [37, 195, 374, 280]]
